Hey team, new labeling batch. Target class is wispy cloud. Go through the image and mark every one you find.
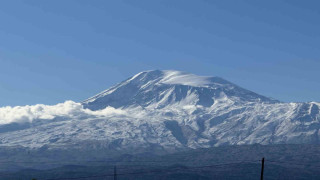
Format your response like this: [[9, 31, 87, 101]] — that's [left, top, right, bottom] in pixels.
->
[[0, 101, 126, 125]]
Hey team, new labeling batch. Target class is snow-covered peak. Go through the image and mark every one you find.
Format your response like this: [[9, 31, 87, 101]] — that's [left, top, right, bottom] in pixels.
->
[[160, 70, 215, 87], [82, 70, 278, 110], [126, 70, 230, 88]]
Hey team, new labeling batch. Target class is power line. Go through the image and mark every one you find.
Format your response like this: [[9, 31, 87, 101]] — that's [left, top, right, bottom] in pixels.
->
[[0, 160, 171, 164], [0, 159, 259, 164], [44, 161, 259, 180], [266, 160, 320, 168], [1, 157, 319, 179]]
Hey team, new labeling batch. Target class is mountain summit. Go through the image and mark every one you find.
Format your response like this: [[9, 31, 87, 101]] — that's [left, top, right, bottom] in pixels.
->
[[82, 70, 277, 110]]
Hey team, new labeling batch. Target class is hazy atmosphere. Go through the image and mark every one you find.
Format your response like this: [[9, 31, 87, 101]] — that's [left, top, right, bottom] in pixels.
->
[[0, 0, 320, 106]]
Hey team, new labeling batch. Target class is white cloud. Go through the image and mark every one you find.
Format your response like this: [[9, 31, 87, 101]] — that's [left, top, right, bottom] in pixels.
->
[[0, 101, 126, 125]]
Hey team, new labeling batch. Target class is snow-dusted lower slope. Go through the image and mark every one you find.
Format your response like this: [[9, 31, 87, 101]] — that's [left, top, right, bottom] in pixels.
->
[[0, 70, 319, 152]]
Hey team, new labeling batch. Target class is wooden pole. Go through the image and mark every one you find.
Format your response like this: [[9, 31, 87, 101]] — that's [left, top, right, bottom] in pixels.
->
[[113, 165, 117, 180], [260, 157, 265, 180]]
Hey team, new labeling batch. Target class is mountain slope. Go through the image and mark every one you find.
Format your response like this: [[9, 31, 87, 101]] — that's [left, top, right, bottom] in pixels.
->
[[0, 70, 319, 152]]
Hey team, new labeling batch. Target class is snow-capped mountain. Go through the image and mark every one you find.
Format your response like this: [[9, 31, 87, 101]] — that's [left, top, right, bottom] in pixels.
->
[[0, 70, 319, 152], [82, 70, 278, 110]]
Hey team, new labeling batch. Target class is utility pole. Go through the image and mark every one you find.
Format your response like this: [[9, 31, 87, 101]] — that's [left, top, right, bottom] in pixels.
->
[[114, 165, 117, 180], [260, 157, 265, 180]]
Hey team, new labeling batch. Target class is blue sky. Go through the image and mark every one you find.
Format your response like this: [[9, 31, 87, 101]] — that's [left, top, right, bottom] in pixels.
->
[[0, 0, 319, 106]]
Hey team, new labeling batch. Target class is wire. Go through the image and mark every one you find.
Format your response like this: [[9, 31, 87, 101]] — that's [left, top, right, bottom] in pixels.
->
[[266, 160, 320, 168], [0, 159, 259, 164], [0, 160, 171, 164], [44, 161, 260, 180]]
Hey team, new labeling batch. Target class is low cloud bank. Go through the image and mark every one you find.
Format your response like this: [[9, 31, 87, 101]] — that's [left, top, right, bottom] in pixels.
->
[[0, 101, 126, 125]]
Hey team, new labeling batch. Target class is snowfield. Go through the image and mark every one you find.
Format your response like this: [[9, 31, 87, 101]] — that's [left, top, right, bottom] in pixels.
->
[[0, 70, 319, 151]]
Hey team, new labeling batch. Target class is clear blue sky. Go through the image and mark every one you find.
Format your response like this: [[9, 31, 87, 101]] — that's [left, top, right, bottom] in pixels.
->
[[0, 0, 319, 106]]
